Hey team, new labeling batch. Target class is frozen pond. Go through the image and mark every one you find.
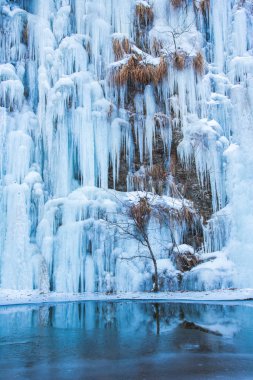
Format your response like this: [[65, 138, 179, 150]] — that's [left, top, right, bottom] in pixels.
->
[[1, 301, 253, 379]]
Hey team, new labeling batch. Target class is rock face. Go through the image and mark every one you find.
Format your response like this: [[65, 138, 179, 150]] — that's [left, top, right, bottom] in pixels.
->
[[172, 245, 200, 273], [0, 0, 253, 292]]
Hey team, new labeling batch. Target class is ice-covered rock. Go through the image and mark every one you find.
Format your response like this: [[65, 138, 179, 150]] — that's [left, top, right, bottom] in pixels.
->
[[0, 0, 253, 292]]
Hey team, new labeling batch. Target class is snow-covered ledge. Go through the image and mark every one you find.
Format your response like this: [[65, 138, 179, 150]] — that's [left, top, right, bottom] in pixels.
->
[[1, 289, 253, 306]]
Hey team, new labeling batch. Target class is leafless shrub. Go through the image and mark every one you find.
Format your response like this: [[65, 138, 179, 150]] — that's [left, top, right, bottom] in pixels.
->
[[130, 196, 151, 229]]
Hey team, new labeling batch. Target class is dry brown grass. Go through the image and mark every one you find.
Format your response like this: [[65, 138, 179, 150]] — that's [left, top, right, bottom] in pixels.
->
[[113, 39, 124, 61], [136, 3, 154, 26], [122, 38, 130, 54], [137, 65, 153, 84], [112, 37, 130, 60], [156, 56, 168, 82], [171, 0, 184, 8], [113, 65, 129, 86], [173, 52, 185, 70], [130, 197, 151, 228], [111, 55, 167, 87], [193, 52, 205, 75]]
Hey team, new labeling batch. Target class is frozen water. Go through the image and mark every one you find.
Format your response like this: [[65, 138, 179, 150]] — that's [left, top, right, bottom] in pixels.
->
[[1, 301, 253, 379]]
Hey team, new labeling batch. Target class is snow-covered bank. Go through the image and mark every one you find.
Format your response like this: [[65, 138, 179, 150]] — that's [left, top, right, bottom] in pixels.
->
[[0, 288, 253, 306]]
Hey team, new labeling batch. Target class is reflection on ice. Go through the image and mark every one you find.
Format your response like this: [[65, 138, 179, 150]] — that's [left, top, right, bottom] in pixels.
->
[[1, 301, 253, 379]]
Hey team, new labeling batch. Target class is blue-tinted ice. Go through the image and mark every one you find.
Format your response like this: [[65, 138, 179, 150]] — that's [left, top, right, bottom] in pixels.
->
[[1, 301, 253, 379]]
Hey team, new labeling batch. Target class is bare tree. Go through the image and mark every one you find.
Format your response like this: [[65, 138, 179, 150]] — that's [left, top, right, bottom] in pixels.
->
[[105, 188, 196, 293]]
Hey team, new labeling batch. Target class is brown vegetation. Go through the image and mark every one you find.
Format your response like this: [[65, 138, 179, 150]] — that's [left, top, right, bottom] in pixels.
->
[[112, 37, 130, 60], [193, 52, 205, 75], [173, 52, 185, 70], [136, 3, 154, 26], [111, 55, 167, 87], [130, 197, 151, 229]]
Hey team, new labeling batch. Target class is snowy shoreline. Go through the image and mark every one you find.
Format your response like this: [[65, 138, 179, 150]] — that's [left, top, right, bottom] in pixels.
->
[[1, 288, 253, 307]]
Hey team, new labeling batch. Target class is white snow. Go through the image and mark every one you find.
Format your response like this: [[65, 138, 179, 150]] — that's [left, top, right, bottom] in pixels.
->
[[0, 288, 253, 307], [174, 244, 194, 255]]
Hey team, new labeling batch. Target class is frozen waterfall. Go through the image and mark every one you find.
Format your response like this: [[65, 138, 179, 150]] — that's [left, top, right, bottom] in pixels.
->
[[0, 0, 253, 292]]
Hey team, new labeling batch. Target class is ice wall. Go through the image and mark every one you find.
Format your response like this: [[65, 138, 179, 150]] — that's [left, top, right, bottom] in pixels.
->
[[0, 0, 253, 292]]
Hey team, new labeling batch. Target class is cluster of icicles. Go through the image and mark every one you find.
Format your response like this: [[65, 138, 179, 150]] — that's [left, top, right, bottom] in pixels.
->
[[0, 0, 253, 292]]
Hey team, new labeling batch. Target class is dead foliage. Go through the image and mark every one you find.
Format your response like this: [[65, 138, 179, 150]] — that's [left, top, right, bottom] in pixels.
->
[[111, 55, 167, 87], [136, 3, 154, 26], [193, 52, 205, 75], [173, 51, 185, 70], [112, 37, 130, 60], [156, 56, 168, 81], [130, 197, 151, 229]]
